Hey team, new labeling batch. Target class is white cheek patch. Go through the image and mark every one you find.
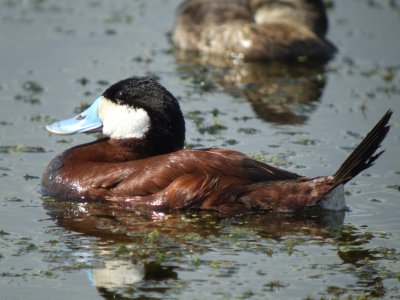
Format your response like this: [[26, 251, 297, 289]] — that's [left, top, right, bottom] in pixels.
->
[[98, 98, 150, 139]]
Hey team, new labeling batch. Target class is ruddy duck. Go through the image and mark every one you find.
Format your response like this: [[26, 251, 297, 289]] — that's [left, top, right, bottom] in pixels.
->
[[42, 77, 391, 214], [171, 0, 337, 61]]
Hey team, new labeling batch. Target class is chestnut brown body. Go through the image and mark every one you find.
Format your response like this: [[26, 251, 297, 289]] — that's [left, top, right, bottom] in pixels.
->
[[42, 111, 391, 214]]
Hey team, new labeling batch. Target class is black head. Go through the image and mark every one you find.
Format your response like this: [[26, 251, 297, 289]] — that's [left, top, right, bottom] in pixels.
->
[[102, 76, 186, 153]]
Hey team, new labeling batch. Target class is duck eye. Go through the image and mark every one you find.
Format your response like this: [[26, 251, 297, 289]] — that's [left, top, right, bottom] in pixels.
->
[[116, 91, 124, 103]]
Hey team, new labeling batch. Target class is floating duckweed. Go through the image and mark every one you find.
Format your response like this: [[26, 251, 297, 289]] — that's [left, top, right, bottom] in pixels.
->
[[198, 121, 227, 135], [233, 116, 253, 122], [337, 224, 375, 246], [104, 12, 133, 24], [283, 239, 301, 255], [238, 289, 255, 299], [22, 81, 43, 93], [382, 67, 397, 82], [38, 269, 56, 278], [15, 94, 40, 104], [265, 246, 274, 257], [198, 80, 217, 93], [113, 244, 130, 257], [155, 251, 165, 261], [338, 246, 373, 263], [73, 102, 90, 114], [192, 257, 202, 267], [187, 110, 227, 135], [48, 240, 58, 246], [370, 277, 385, 297], [187, 110, 204, 126], [237, 127, 260, 135], [361, 66, 380, 78], [248, 151, 293, 167], [147, 229, 160, 241], [23, 174, 39, 180], [0, 230, 10, 237], [60, 262, 91, 271], [56, 139, 72, 144], [211, 108, 221, 117], [0, 145, 46, 154], [25, 243, 38, 251], [293, 138, 319, 146], [210, 261, 219, 269], [14, 80, 44, 104], [265, 280, 287, 291], [326, 285, 347, 296], [224, 139, 238, 146], [97, 79, 109, 86], [29, 114, 52, 123], [386, 184, 400, 191], [143, 261, 177, 281], [104, 28, 116, 35], [132, 55, 153, 64], [177, 232, 202, 242], [256, 270, 266, 276], [77, 77, 89, 86], [0, 120, 12, 126]]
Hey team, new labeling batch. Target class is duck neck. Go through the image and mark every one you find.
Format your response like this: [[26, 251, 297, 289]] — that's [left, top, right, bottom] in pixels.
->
[[106, 138, 158, 161], [67, 135, 183, 163]]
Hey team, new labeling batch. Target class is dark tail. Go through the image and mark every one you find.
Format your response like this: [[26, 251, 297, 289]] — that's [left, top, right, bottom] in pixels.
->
[[333, 110, 392, 187]]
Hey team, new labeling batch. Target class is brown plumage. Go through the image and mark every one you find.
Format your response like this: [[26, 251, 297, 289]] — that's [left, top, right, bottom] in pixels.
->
[[41, 77, 392, 214], [171, 0, 337, 62]]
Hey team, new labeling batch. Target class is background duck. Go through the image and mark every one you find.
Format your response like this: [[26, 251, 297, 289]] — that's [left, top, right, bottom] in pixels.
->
[[41, 77, 391, 214], [171, 0, 337, 62]]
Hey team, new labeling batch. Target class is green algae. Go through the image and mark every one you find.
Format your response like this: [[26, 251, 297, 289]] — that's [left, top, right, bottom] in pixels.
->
[[14, 80, 44, 104], [0, 145, 46, 154], [186, 110, 227, 135], [22, 81, 43, 94], [264, 280, 287, 292], [248, 150, 296, 167]]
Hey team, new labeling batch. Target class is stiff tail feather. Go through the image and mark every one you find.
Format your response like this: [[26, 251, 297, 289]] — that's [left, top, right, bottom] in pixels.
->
[[332, 110, 392, 187]]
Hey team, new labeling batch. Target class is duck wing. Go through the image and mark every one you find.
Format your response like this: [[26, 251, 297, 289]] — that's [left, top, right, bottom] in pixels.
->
[[103, 148, 304, 212]]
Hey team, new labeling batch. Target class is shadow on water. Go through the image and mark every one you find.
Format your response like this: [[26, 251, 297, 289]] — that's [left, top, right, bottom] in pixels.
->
[[173, 50, 329, 126]]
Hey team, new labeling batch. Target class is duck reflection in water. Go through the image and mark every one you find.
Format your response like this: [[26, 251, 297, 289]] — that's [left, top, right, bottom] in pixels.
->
[[44, 200, 346, 242], [43, 198, 345, 298], [172, 0, 336, 125], [174, 53, 328, 125]]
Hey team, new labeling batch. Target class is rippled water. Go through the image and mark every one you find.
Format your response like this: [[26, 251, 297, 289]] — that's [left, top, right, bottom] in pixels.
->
[[0, 0, 399, 299]]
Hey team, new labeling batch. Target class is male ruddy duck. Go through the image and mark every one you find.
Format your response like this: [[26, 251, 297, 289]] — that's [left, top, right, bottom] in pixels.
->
[[42, 77, 391, 214], [171, 0, 337, 61]]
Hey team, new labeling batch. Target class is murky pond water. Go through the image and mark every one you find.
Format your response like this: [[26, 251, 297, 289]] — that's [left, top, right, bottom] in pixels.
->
[[1, 0, 399, 299]]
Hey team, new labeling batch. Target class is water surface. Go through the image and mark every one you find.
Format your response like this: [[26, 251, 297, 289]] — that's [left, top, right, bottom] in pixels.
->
[[0, 0, 399, 299]]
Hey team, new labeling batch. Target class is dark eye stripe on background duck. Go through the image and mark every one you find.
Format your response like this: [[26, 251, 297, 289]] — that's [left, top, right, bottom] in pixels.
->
[[41, 77, 391, 214], [171, 0, 337, 61]]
